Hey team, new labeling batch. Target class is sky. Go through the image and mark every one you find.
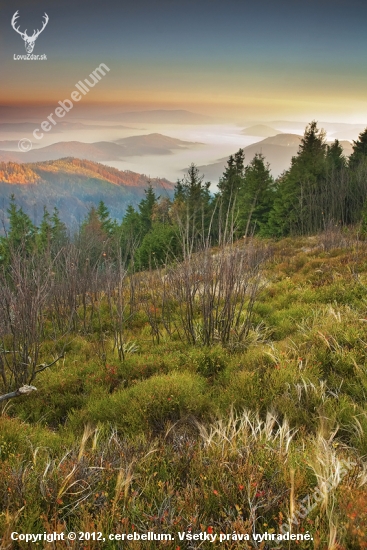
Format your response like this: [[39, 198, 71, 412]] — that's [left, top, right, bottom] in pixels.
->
[[1, 0, 367, 123]]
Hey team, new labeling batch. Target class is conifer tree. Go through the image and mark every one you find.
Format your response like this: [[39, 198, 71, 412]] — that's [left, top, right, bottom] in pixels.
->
[[346, 128, 367, 223], [237, 153, 274, 237], [79, 206, 110, 266], [97, 201, 115, 237], [326, 139, 346, 172], [3, 195, 36, 258], [217, 149, 245, 237], [265, 121, 327, 236], [50, 207, 68, 250], [37, 207, 52, 253], [348, 128, 367, 170], [172, 164, 212, 248], [138, 185, 158, 236], [217, 149, 245, 212]]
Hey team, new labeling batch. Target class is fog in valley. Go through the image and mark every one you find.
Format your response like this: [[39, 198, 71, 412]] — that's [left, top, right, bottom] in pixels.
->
[[0, 111, 362, 185]]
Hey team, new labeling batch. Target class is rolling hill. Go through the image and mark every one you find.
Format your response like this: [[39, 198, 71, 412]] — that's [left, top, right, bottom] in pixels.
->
[[0, 134, 201, 164], [0, 158, 174, 228], [0, 141, 126, 163], [113, 133, 202, 155]]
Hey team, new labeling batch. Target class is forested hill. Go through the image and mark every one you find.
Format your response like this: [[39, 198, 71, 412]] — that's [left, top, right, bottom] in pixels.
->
[[0, 158, 174, 228]]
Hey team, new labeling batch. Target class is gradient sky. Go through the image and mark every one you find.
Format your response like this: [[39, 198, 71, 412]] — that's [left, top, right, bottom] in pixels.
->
[[1, 0, 367, 122]]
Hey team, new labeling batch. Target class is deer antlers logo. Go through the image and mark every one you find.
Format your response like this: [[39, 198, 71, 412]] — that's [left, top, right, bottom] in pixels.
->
[[11, 11, 49, 54]]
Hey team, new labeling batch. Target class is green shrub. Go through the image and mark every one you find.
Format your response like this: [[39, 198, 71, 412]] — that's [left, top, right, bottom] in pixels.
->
[[71, 371, 211, 435], [190, 347, 228, 378], [217, 369, 263, 413], [0, 417, 63, 461]]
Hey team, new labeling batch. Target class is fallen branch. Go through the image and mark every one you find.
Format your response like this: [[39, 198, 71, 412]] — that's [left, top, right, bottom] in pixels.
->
[[0, 385, 37, 403]]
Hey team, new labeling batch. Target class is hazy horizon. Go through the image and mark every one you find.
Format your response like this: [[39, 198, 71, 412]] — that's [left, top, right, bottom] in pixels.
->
[[1, 0, 367, 123], [0, 115, 360, 182]]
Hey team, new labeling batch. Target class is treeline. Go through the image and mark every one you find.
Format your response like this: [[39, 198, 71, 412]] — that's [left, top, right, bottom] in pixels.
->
[[2, 121, 367, 270], [215, 120, 367, 238]]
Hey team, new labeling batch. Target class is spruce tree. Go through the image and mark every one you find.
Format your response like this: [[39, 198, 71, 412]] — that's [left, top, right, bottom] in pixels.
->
[[265, 121, 327, 236], [326, 139, 346, 172], [79, 206, 111, 266], [348, 128, 367, 170], [218, 150, 245, 203], [138, 185, 158, 237], [237, 153, 274, 237], [50, 207, 68, 250], [216, 149, 245, 234], [97, 201, 115, 237], [5, 195, 36, 255], [172, 164, 212, 246], [37, 207, 52, 253], [347, 129, 367, 224]]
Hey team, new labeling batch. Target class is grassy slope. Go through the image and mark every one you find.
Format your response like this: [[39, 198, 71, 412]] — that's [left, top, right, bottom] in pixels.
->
[[1, 232, 367, 548]]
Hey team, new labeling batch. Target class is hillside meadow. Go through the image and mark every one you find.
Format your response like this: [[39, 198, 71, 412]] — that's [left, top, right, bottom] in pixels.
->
[[0, 229, 367, 549]]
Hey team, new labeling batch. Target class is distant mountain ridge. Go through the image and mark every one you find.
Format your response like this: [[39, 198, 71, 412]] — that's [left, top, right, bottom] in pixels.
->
[[0, 158, 174, 228], [0, 121, 133, 134], [0, 133, 201, 164], [115, 133, 192, 146], [0, 141, 29, 150], [197, 134, 353, 182], [99, 109, 218, 124]]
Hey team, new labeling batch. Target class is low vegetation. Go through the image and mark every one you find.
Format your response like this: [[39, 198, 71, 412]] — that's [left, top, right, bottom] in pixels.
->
[[0, 227, 367, 549]]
